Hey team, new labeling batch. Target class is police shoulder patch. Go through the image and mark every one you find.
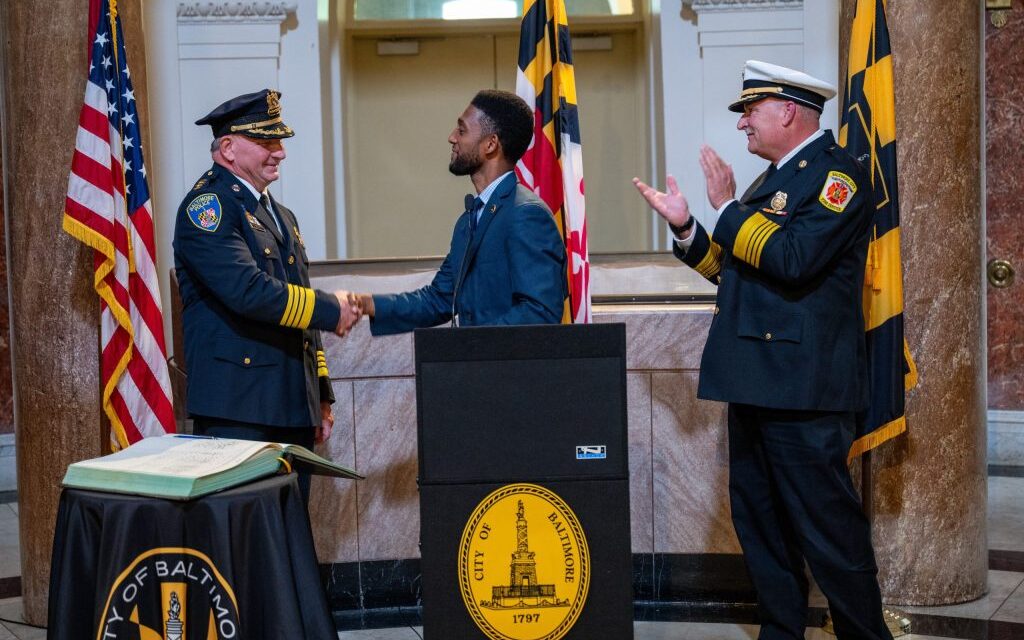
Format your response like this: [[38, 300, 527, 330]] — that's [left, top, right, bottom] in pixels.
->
[[186, 193, 222, 232], [818, 171, 857, 213]]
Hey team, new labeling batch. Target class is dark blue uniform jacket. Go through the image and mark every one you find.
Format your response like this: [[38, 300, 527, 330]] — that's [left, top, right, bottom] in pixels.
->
[[370, 173, 567, 334], [678, 131, 873, 412], [173, 164, 340, 427]]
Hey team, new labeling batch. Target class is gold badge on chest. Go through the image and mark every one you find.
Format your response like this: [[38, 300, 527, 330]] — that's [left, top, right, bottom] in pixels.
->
[[770, 191, 788, 211]]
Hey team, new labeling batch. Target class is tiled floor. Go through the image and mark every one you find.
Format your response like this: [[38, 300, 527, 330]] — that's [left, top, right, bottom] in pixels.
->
[[0, 476, 1021, 639]]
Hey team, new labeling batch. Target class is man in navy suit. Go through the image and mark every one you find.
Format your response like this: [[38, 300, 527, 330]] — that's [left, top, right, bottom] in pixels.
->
[[634, 61, 893, 640], [173, 89, 360, 502], [355, 90, 566, 332]]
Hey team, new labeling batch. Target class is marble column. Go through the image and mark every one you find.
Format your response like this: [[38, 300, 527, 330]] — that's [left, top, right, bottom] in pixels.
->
[[0, 0, 151, 624], [840, 0, 986, 604]]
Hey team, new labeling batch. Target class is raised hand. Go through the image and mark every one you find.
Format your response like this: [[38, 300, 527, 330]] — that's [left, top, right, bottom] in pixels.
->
[[698, 145, 736, 210], [632, 175, 691, 229]]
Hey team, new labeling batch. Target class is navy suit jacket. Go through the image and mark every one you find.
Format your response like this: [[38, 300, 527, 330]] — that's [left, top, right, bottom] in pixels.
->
[[173, 164, 340, 427], [678, 131, 873, 412], [371, 174, 567, 334]]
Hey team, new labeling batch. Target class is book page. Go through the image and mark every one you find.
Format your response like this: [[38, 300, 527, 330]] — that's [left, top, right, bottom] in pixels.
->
[[72, 436, 277, 478]]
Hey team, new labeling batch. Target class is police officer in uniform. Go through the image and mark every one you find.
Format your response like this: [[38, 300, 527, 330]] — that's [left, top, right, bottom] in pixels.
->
[[634, 61, 892, 640], [173, 89, 359, 502]]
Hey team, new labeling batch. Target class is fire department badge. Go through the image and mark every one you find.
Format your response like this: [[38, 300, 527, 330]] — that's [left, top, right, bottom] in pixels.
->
[[186, 193, 222, 232], [770, 191, 788, 211], [818, 171, 857, 213], [459, 483, 590, 640]]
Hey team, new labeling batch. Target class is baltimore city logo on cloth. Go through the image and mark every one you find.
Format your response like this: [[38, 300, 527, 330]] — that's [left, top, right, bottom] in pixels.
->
[[97, 547, 240, 639], [459, 483, 590, 640]]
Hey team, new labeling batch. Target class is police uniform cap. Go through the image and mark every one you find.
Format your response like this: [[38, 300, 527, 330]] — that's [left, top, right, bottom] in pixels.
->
[[196, 89, 295, 139], [728, 60, 837, 114]]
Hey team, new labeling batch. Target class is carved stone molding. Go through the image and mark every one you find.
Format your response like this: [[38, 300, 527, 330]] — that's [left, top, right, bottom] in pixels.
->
[[688, 0, 802, 12], [177, 2, 298, 24]]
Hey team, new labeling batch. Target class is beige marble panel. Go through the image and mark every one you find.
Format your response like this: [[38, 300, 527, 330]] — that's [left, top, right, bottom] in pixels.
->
[[652, 372, 738, 554], [354, 379, 421, 561], [309, 381, 359, 563], [595, 308, 712, 372], [322, 320, 415, 380], [628, 373, 654, 553]]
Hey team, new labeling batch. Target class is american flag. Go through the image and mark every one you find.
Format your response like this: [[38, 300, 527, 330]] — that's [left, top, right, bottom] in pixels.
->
[[515, 0, 592, 324], [62, 0, 175, 449]]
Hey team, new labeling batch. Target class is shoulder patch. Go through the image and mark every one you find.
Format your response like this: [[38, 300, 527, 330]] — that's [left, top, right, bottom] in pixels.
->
[[819, 171, 857, 213], [186, 193, 222, 232]]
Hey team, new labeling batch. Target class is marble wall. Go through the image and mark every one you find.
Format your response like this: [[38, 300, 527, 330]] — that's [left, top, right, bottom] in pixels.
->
[[305, 299, 741, 573], [986, 0, 1024, 412]]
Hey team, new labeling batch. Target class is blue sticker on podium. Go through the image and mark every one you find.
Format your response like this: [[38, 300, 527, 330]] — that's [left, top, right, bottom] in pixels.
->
[[575, 445, 606, 460]]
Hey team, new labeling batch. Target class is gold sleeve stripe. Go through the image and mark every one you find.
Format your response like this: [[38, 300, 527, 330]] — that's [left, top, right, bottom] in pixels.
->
[[280, 284, 316, 329], [316, 350, 330, 377], [733, 213, 780, 269], [693, 242, 724, 280]]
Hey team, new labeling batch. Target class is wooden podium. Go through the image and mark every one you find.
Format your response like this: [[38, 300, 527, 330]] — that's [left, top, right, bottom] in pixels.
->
[[415, 324, 633, 640]]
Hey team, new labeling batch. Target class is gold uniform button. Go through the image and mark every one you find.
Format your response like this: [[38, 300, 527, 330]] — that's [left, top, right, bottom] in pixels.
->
[[798, 160, 807, 169], [765, 332, 772, 340], [243, 357, 252, 365], [263, 247, 271, 256], [288, 255, 295, 265]]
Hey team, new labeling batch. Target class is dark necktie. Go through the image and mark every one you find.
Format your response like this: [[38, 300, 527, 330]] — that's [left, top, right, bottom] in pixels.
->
[[260, 193, 285, 239], [465, 195, 483, 233]]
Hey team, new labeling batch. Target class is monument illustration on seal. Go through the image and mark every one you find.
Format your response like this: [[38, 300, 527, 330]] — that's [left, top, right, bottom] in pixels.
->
[[482, 500, 569, 610]]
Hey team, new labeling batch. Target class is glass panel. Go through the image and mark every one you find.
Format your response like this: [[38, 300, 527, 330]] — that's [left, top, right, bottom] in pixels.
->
[[353, 0, 635, 21]]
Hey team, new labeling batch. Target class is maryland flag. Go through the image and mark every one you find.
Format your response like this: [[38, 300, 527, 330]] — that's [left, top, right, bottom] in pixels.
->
[[515, 0, 591, 323], [839, 0, 918, 461]]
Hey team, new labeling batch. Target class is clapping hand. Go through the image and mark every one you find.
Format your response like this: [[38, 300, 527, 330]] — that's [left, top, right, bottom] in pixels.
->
[[698, 145, 736, 210], [632, 175, 692, 229]]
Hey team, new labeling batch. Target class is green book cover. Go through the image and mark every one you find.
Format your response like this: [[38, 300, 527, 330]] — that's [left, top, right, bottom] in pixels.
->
[[62, 435, 362, 500]]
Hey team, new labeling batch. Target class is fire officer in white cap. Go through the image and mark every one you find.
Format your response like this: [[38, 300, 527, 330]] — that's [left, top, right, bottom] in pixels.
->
[[633, 60, 892, 639]]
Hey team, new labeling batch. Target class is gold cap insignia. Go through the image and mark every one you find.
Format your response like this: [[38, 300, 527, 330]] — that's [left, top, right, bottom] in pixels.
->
[[267, 91, 281, 116]]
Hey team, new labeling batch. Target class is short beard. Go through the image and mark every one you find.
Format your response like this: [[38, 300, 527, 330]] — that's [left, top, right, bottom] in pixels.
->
[[449, 152, 482, 176]]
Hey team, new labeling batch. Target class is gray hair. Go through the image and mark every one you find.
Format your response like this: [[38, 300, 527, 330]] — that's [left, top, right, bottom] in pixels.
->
[[210, 136, 225, 153]]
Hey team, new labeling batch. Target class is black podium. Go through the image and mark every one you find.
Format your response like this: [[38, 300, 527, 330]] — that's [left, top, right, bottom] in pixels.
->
[[416, 323, 633, 640]]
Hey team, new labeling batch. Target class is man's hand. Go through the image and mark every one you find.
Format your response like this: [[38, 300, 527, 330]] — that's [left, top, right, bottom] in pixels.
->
[[333, 290, 363, 336], [699, 145, 736, 210], [632, 175, 691, 229], [316, 401, 334, 444], [353, 293, 375, 319]]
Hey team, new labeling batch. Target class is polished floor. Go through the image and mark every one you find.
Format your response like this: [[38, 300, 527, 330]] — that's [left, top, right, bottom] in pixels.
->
[[0, 475, 1020, 639]]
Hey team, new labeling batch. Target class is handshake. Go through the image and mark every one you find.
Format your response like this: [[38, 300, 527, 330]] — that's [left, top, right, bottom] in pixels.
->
[[332, 291, 375, 337]]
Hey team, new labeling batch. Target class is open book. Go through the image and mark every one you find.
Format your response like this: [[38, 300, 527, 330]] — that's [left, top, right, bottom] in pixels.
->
[[62, 435, 363, 500]]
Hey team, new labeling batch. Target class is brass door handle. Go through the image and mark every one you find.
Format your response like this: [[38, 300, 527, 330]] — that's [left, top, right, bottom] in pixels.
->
[[988, 259, 1015, 288]]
